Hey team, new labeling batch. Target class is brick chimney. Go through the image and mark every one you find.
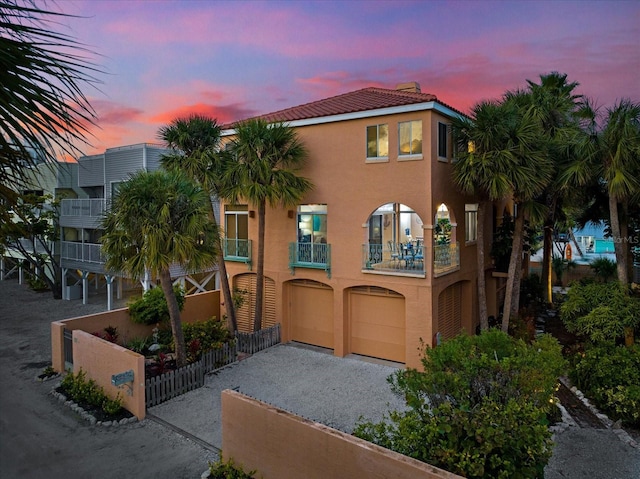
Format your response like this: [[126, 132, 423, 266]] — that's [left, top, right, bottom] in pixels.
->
[[395, 82, 421, 93]]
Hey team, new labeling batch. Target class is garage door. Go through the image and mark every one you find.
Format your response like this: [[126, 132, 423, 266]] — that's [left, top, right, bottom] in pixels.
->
[[289, 280, 334, 349], [349, 287, 405, 363], [235, 274, 276, 332]]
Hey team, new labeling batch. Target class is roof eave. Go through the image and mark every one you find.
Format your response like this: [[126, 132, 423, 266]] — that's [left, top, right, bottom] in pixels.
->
[[222, 101, 464, 136]]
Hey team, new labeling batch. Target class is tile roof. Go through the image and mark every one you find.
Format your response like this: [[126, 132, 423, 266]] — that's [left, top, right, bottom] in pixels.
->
[[225, 86, 463, 128]]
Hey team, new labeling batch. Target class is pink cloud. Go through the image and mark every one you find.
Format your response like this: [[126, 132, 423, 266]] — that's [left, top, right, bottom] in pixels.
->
[[149, 103, 256, 126]]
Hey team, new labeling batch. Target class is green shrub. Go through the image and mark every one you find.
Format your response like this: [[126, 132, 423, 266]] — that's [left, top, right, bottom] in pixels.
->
[[561, 281, 640, 343], [589, 257, 617, 282], [571, 343, 640, 426], [60, 369, 123, 416], [126, 336, 150, 355], [183, 318, 231, 362], [208, 457, 256, 479], [128, 286, 185, 325], [354, 330, 565, 478]]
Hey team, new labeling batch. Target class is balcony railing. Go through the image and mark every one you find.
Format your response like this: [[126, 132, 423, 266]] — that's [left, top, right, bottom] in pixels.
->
[[289, 242, 331, 278], [223, 239, 252, 268], [60, 198, 106, 217], [434, 242, 460, 276], [61, 241, 104, 264], [362, 243, 425, 275], [17, 238, 56, 255]]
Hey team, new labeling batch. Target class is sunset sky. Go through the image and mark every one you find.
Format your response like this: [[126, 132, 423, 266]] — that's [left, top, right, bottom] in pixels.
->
[[58, 0, 640, 157]]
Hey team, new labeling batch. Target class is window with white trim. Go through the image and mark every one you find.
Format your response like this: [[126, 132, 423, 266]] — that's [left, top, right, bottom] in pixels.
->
[[398, 120, 422, 157], [465, 203, 478, 243], [366, 124, 389, 160]]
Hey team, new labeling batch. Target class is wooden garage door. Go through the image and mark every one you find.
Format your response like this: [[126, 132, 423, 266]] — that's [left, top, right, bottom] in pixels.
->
[[289, 280, 334, 349], [349, 287, 405, 363], [235, 274, 276, 332], [438, 282, 462, 340]]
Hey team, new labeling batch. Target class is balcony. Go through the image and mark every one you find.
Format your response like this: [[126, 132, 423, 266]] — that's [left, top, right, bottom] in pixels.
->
[[434, 242, 460, 276], [223, 239, 252, 269], [289, 242, 331, 278], [61, 241, 104, 264], [59, 199, 106, 229], [362, 243, 425, 276], [61, 198, 106, 217]]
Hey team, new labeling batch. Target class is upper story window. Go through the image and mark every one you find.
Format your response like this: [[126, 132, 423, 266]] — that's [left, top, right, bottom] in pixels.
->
[[224, 204, 249, 258], [366, 124, 389, 160], [438, 122, 449, 161], [398, 120, 422, 157], [297, 204, 327, 244], [465, 203, 478, 243]]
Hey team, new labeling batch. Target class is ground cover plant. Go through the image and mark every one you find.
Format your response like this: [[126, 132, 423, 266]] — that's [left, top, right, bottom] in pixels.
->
[[354, 330, 566, 479], [58, 369, 131, 422], [208, 457, 256, 478]]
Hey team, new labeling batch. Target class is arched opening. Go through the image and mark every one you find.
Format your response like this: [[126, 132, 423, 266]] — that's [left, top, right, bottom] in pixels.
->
[[364, 203, 425, 274]]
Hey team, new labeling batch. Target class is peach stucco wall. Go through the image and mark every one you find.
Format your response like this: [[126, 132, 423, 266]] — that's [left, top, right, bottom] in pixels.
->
[[223, 108, 480, 368], [72, 330, 146, 420], [50, 290, 221, 418], [221, 389, 464, 479]]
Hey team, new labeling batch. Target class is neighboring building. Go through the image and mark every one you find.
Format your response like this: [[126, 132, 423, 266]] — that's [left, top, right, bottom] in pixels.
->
[[58, 143, 219, 308], [1, 160, 83, 283], [221, 83, 500, 368]]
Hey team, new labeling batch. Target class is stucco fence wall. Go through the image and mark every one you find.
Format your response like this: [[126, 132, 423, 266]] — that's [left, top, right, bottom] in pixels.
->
[[51, 290, 221, 420], [221, 390, 464, 479]]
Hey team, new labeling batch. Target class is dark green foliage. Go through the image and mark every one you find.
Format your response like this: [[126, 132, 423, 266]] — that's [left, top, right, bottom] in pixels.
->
[[589, 257, 617, 282], [571, 343, 640, 426], [561, 281, 640, 343], [182, 318, 232, 362], [354, 330, 565, 478], [208, 457, 256, 479], [60, 369, 123, 416], [128, 286, 185, 325]]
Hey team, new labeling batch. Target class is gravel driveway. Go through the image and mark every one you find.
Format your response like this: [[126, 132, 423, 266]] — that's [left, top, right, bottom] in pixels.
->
[[149, 342, 407, 448]]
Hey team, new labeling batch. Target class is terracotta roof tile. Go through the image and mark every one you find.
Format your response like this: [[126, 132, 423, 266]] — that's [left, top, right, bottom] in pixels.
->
[[224, 87, 462, 128]]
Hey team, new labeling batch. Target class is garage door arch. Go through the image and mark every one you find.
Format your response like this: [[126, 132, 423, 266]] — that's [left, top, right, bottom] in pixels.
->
[[287, 279, 334, 349], [347, 286, 405, 363]]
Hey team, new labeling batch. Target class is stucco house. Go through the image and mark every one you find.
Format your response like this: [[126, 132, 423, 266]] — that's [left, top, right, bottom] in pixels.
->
[[221, 82, 501, 369]]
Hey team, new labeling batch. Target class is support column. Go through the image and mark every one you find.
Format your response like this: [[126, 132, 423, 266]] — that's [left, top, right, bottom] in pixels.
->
[[105, 274, 114, 311], [117, 276, 123, 300], [19, 261, 24, 285], [0, 257, 4, 281], [81, 270, 90, 305], [62, 268, 68, 300]]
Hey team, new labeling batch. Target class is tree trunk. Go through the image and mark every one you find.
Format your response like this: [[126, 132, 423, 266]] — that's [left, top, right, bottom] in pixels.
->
[[541, 222, 553, 306], [609, 193, 628, 284], [159, 269, 187, 367], [477, 201, 489, 331], [218, 250, 237, 332], [510, 213, 528, 319], [253, 200, 266, 331], [502, 209, 525, 332], [206, 201, 237, 333]]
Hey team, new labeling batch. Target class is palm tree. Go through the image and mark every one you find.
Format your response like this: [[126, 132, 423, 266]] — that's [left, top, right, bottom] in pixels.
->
[[499, 92, 552, 330], [565, 99, 640, 284], [524, 72, 583, 305], [101, 170, 218, 367], [226, 119, 312, 331], [158, 115, 238, 332], [0, 0, 99, 221], [452, 100, 519, 331]]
